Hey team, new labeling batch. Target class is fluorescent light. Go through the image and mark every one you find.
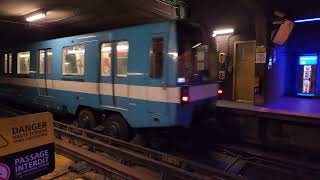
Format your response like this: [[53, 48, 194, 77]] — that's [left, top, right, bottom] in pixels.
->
[[101, 45, 128, 52], [168, 52, 178, 59], [214, 29, 234, 34], [26, 12, 46, 22], [67, 49, 85, 54], [177, 77, 186, 83], [295, 17, 320, 23], [101, 47, 112, 52], [192, 43, 202, 49], [212, 28, 234, 37], [77, 35, 96, 39], [18, 55, 30, 58], [18, 53, 30, 58], [116, 45, 129, 51]]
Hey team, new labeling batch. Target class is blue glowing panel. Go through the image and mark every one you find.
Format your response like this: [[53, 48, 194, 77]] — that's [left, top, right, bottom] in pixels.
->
[[299, 55, 318, 65], [295, 17, 320, 23], [297, 93, 315, 97]]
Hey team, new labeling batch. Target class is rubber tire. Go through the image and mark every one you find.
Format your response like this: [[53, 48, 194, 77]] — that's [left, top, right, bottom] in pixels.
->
[[78, 109, 97, 130], [103, 114, 130, 141]]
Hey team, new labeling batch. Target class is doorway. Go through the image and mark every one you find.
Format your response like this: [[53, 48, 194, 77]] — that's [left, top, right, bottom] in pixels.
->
[[233, 41, 256, 102], [37, 49, 52, 97], [99, 41, 129, 110]]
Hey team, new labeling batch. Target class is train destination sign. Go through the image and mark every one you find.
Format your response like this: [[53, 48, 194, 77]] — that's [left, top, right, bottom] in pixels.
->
[[0, 112, 55, 180]]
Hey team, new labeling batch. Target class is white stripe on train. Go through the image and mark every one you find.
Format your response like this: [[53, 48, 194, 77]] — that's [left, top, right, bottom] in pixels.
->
[[0, 77, 218, 103]]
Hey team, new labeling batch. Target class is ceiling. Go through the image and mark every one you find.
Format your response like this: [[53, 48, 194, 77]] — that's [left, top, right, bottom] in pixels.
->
[[0, 0, 179, 46], [0, 0, 320, 46], [188, 0, 320, 35]]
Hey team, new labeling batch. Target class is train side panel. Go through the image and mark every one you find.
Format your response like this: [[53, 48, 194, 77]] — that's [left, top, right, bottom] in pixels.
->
[[0, 21, 183, 128]]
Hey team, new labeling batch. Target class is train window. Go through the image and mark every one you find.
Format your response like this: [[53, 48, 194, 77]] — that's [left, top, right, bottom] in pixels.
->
[[3, 53, 12, 74], [195, 47, 206, 71], [62, 45, 85, 76], [47, 49, 53, 74], [149, 37, 164, 78], [39, 50, 45, 74], [101, 43, 112, 76], [4, 54, 8, 73], [8, 53, 12, 73], [17, 51, 30, 74], [39, 49, 53, 74], [116, 41, 129, 77]]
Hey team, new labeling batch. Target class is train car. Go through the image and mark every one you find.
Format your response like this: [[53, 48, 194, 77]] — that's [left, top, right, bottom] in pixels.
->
[[0, 20, 218, 140]]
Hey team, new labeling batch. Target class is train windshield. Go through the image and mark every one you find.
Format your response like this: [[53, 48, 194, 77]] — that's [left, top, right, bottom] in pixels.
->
[[177, 21, 209, 84]]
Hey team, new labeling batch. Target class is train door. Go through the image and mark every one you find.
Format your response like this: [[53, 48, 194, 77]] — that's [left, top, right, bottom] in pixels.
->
[[113, 41, 129, 109], [234, 41, 256, 102], [99, 41, 129, 109], [37, 49, 53, 97], [147, 34, 168, 116], [99, 43, 114, 107]]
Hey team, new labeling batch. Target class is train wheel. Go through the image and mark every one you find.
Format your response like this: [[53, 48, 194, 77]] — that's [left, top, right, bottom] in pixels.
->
[[78, 109, 97, 130], [103, 114, 130, 141]]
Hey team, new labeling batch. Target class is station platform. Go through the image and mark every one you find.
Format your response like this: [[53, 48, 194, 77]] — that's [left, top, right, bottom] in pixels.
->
[[216, 97, 320, 124]]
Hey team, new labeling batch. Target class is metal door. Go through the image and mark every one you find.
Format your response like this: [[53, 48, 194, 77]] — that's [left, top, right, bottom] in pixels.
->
[[99, 42, 114, 107], [113, 41, 129, 109], [99, 41, 129, 110], [37, 49, 52, 97], [147, 33, 168, 115], [234, 42, 256, 102]]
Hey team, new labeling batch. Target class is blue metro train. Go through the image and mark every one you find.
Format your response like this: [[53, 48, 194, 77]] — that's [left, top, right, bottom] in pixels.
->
[[0, 20, 218, 140]]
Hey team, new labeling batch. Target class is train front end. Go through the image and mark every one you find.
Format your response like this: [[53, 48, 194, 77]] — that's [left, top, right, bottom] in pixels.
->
[[174, 21, 218, 127]]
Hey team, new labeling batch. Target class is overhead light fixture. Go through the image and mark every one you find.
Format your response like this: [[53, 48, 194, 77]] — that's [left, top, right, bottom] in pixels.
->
[[294, 17, 320, 23], [212, 28, 234, 37], [192, 43, 202, 49], [26, 12, 46, 22]]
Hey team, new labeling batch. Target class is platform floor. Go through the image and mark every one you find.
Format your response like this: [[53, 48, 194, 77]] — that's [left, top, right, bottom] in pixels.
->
[[217, 97, 320, 120]]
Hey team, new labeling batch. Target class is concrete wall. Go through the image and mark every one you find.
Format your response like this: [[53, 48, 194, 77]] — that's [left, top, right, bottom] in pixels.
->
[[188, 0, 257, 100], [215, 33, 255, 100], [265, 45, 289, 103]]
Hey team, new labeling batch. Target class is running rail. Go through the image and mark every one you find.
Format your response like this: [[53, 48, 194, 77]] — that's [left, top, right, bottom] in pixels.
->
[[54, 121, 244, 180]]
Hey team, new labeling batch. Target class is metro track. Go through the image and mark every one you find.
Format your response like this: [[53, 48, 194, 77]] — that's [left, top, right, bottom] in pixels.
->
[[208, 143, 320, 179], [2, 103, 320, 179], [0, 103, 243, 180], [213, 143, 320, 173], [54, 121, 242, 180]]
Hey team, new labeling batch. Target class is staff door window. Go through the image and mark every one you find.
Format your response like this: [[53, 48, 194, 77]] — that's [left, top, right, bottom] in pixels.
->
[[149, 37, 164, 79]]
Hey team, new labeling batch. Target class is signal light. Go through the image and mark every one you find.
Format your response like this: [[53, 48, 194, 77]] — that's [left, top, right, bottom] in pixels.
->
[[181, 86, 190, 104], [218, 89, 223, 94], [182, 96, 189, 102]]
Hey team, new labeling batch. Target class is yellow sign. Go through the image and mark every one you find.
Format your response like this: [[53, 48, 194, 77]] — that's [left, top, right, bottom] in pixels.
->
[[0, 112, 54, 157], [256, 46, 266, 53], [219, 53, 226, 64]]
